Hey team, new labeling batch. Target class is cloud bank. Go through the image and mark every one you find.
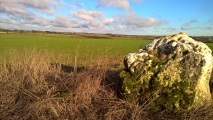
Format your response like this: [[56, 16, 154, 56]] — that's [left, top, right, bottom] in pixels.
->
[[0, 0, 59, 15], [0, 0, 165, 34], [0, 0, 211, 35]]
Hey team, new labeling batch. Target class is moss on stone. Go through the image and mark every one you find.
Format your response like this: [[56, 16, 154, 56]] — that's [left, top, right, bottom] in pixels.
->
[[120, 56, 196, 112]]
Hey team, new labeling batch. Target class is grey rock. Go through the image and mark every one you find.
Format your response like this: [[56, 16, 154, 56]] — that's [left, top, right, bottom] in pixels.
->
[[121, 32, 213, 112]]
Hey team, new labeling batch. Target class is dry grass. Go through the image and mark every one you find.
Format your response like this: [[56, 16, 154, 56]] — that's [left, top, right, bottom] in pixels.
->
[[1, 49, 213, 120]]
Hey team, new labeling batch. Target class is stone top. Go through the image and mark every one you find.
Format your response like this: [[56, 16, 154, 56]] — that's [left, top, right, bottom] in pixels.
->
[[145, 32, 212, 55]]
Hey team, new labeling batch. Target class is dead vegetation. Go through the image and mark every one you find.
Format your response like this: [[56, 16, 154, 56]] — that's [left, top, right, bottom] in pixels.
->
[[1, 49, 213, 120]]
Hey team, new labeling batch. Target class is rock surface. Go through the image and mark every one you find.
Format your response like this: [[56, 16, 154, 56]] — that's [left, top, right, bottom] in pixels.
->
[[120, 32, 213, 112]]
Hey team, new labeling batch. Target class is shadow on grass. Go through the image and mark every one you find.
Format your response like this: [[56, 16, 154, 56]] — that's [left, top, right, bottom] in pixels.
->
[[50, 63, 124, 98]]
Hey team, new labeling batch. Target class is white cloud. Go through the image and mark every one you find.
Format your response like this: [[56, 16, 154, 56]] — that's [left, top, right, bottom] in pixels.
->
[[97, 0, 144, 10], [103, 18, 115, 25], [116, 25, 123, 30], [70, 10, 165, 33], [0, 0, 59, 15], [97, 0, 130, 10], [117, 13, 166, 28], [51, 16, 79, 28], [71, 9, 109, 30], [0, 1, 166, 35], [70, 1, 84, 11], [71, 9, 104, 21], [0, 6, 28, 15]]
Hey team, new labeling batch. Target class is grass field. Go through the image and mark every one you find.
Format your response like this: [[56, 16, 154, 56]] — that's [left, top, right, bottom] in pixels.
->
[[0, 33, 150, 56], [1, 33, 213, 55], [0, 33, 151, 68], [1, 33, 213, 119]]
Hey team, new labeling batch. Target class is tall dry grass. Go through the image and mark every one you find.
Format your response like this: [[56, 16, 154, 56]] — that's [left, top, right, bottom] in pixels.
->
[[1, 49, 213, 120]]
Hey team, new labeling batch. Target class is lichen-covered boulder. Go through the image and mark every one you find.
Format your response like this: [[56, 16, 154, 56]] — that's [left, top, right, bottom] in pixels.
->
[[120, 32, 213, 112]]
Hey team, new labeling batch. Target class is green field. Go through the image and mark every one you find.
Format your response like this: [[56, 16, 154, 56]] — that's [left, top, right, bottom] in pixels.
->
[[1, 33, 213, 53], [0, 33, 150, 64], [1, 33, 213, 60], [0, 33, 150, 53], [2, 33, 213, 66]]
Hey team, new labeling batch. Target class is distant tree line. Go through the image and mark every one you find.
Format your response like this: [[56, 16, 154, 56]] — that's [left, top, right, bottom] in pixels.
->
[[0, 28, 212, 42]]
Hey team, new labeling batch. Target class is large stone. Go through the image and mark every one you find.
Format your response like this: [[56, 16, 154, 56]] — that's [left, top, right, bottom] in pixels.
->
[[120, 32, 213, 112]]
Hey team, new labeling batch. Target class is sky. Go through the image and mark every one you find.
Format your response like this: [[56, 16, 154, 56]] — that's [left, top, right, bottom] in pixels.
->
[[0, 0, 213, 36]]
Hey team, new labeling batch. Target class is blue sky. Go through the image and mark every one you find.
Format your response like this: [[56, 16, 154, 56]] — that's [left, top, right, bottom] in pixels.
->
[[0, 0, 213, 36]]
